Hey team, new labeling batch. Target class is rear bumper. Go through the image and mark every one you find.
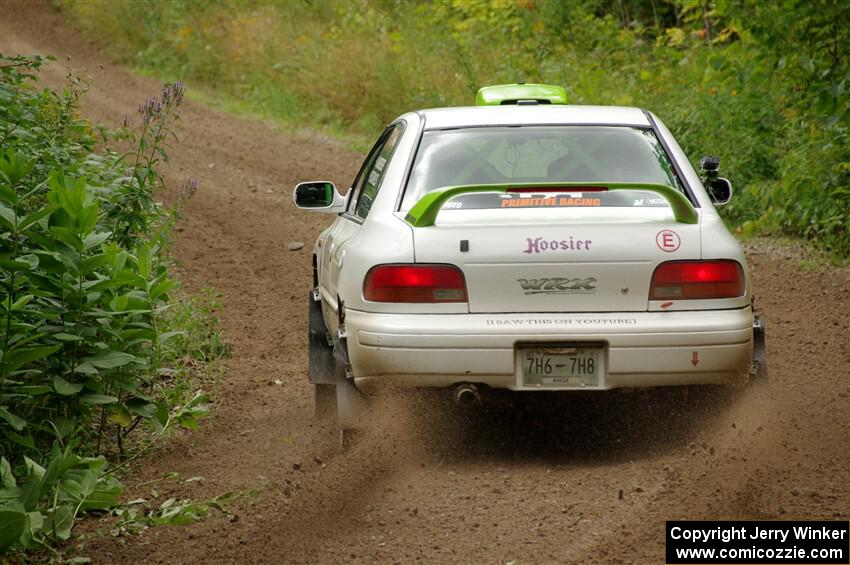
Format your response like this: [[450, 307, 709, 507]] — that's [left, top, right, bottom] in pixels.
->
[[345, 307, 754, 391]]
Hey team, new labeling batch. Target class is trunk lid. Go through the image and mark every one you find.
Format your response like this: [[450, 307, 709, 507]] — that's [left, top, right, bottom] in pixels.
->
[[411, 206, 701, 313]]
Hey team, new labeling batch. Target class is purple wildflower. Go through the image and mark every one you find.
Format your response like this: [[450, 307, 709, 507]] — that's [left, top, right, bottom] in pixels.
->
[[138, 97, 162, 125], [172, 80, 185, 106], [179, 176, 199, 203]]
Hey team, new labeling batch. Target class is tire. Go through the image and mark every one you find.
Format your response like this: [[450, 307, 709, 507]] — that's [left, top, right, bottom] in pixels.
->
[[307, 291, 367, 443], [308, 290, 339, 421], [315, 359, 367, 449]]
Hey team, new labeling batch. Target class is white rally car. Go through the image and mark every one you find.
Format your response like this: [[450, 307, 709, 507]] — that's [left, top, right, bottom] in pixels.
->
[[294, 84, 766, 429]]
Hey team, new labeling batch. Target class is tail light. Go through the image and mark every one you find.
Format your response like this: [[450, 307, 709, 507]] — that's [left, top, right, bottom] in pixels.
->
[[650, 260, 744, 300], [364, 264, 467, 303]]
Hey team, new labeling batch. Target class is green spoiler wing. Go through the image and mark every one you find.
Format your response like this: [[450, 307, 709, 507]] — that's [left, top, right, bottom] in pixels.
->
[[403, 182, 699, 227]]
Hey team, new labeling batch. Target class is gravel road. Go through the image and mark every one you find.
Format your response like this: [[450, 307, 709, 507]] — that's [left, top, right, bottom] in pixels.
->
[[2, 3, 848, 563]]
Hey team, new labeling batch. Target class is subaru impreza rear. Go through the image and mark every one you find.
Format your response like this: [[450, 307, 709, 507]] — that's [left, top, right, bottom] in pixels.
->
[[293, 84, 765, 426]]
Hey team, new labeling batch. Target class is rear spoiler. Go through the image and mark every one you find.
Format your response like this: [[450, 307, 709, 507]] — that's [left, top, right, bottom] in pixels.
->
[[403, 182, 698, 227]]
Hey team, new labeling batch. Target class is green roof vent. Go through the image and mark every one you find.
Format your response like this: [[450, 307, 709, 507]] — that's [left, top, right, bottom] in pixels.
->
[[475, 83, 568, 106]]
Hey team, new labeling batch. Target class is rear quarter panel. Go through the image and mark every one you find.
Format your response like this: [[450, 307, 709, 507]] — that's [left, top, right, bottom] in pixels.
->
[[324, 113, 424, 326]]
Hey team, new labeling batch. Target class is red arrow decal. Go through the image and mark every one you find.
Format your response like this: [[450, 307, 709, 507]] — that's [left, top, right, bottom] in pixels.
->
[[691, 351, 699, 366]]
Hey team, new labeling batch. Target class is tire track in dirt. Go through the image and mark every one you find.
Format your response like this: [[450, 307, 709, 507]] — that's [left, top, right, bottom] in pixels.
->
[[2, 4, 848, 564]]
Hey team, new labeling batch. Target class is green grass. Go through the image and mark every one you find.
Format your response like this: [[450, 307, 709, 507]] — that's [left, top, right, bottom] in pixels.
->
[[60, 0, 850, 258], [187, 88, 371, 152]]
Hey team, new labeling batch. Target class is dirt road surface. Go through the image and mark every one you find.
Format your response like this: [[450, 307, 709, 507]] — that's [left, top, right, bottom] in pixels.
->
[[2, 3, 848, 563]]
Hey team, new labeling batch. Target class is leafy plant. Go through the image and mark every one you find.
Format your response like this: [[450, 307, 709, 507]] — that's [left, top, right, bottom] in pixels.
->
[[111, 489, 243, 537], [0, 448, 120, 551], [0, 54, 225, 554]]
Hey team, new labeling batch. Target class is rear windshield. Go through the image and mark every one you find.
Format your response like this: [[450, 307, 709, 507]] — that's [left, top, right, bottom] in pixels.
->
[[401, 126, 683, 211]]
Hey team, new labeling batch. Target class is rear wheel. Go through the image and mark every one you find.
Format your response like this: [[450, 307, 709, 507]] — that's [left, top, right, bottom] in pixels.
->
[[308, 290, 342, 422], [307, 292, 367, 446], [312, 358, 368, 448]]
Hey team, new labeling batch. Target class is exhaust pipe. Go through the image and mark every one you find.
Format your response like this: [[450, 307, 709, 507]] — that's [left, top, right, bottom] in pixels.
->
[[453, 383, 481, 407]]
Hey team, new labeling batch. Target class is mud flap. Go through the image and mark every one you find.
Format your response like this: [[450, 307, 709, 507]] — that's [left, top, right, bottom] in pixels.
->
[[310, 291, 367, 428], [336, 373, 367, 429], [308, 291, 336, 385], [750, 316, 768, 381], [332, 330, 368, 429]]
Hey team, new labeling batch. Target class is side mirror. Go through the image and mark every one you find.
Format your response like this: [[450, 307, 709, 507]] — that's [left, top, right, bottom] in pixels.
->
[[699, 155, 731, 205], [707, 177, 732, 205], [293, 181, 345, 212]]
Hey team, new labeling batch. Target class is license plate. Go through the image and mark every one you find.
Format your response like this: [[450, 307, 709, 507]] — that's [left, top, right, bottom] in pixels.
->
[[518, 345, 602, 388]]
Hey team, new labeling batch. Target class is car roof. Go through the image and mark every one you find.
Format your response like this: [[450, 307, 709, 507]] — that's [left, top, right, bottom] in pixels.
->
[[418, 105, 651, 130]]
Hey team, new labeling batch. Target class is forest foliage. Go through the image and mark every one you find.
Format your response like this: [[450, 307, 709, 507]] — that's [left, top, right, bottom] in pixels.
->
[[62, 0, 850, 255], [0, 54, 226, 553]]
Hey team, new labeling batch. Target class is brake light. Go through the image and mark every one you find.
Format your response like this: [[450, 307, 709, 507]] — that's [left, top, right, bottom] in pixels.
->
[[649, 260, 744, 300], [364, 264, 467, 303]]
